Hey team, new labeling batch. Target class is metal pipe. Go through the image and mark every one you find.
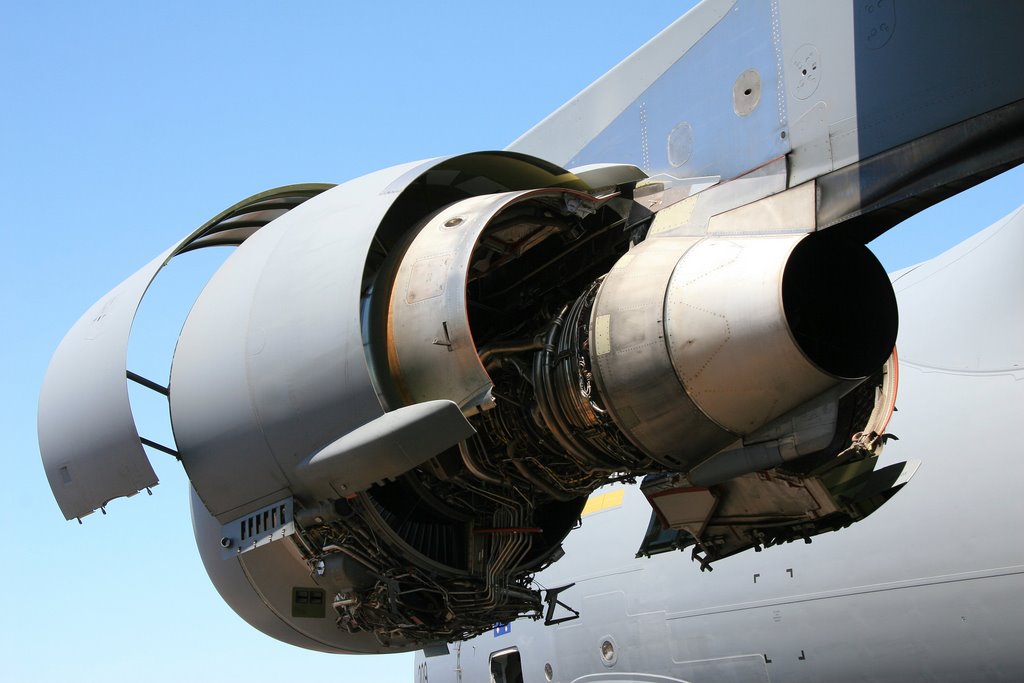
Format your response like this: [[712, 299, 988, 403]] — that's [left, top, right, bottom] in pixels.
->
[[477, 338, 543, 367], [512, 458, 576, 502]]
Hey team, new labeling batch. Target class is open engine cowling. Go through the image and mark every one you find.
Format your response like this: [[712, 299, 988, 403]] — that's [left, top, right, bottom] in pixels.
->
[[40, 151, 906, 653]]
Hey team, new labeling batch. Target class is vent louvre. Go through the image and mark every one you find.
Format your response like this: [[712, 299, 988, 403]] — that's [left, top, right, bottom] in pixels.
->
[[222, 499, 294, 558]]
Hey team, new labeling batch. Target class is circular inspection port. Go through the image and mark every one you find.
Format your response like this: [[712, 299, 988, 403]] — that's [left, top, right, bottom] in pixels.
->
[[782, 233, 897, 379], [600, 637, 617, 666]]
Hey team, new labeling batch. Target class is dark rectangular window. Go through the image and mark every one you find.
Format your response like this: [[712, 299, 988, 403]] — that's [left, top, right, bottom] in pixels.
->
[[292, 587, 326, 618]]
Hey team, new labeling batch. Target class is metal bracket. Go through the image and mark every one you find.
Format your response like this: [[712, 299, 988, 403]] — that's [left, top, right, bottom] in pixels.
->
[[691, 546, 714, 572], [543, 583, 580, 625], [431, 321, 454, 351]]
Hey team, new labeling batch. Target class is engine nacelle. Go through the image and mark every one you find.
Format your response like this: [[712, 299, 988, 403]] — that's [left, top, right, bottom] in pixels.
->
[[41, 151, 904, 653]]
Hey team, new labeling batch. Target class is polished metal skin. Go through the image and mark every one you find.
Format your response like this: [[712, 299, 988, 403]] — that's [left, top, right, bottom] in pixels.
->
[[589, 232, 896, 471]]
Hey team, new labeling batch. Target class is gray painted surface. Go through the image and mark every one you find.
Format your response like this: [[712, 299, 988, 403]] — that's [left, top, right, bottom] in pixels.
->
[[298, 399, 475, 499], [418, 205, 1024, 681], [562, 0, 789, 181], [511, 0, 1024, 231], [170, 163, 421, 521], [38, 247, 170, 520], [510, 0, 739, 170], [38, 185, 331, 521], [34, 0, 1024, 676]]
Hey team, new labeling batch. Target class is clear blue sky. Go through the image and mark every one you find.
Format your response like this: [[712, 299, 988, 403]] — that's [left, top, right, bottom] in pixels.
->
[[2, 3, 1021, 682]]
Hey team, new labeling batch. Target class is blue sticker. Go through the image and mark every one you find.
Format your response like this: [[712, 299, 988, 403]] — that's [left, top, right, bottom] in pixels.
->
[[493, 623, 511, 637]]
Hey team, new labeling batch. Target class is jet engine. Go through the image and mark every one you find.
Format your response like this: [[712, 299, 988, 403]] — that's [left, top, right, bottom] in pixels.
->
[[39, 152, 908, 653]]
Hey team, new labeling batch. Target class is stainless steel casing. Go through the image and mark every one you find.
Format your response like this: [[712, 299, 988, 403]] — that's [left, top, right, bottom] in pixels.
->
[[588, 237, 735, 469], [590, 233, 895, 471], [664, 235, 838, 434]]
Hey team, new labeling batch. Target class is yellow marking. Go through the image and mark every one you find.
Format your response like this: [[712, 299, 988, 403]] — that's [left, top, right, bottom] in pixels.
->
[[594, 314, 611, 356], [582, 488, 625, 517]]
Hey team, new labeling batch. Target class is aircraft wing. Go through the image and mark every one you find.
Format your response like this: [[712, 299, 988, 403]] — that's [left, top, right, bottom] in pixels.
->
[[511, 0, 1024, 243]]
